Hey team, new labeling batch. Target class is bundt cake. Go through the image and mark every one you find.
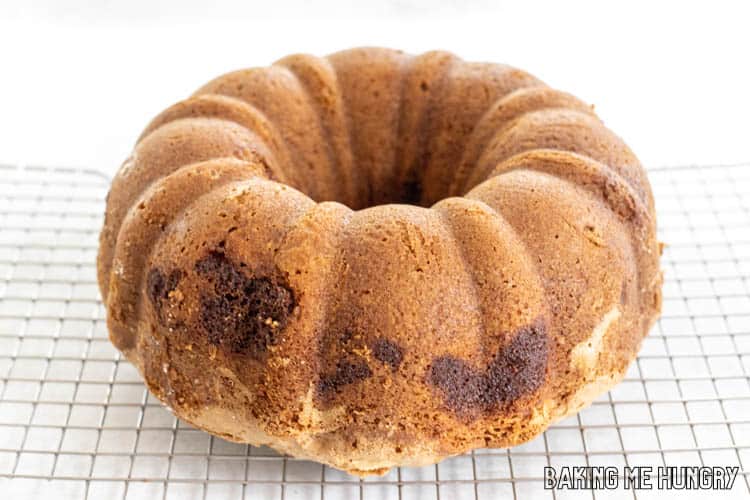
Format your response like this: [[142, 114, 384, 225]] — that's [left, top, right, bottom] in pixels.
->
[[98, 47, 662, 475]]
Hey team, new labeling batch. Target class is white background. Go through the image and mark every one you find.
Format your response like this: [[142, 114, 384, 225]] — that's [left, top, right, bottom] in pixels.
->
[[1, 0, 749, 175]]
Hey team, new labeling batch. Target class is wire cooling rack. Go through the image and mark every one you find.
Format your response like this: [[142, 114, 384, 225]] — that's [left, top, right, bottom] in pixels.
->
[[0, 162, 749, 499]]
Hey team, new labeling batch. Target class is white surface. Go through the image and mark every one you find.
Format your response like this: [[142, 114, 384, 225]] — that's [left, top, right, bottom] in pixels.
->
[[1, 0, 750, 174]]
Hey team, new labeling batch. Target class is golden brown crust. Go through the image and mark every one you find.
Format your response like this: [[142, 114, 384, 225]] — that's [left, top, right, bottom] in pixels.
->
[[98, 47, 662, 476]]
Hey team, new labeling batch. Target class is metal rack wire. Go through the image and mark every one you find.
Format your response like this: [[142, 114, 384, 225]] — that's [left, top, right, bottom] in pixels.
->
[[0, 162, 748, 499]]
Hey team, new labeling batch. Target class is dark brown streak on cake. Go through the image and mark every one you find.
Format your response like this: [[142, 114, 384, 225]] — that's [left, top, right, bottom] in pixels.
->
[[146, 268, 183, 324], [371, 338, 404, 370], [317, 359, 373, 402], [427, 320, 548, 419], [195, 248, 295, 357], [315, 328, 375, 403]]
